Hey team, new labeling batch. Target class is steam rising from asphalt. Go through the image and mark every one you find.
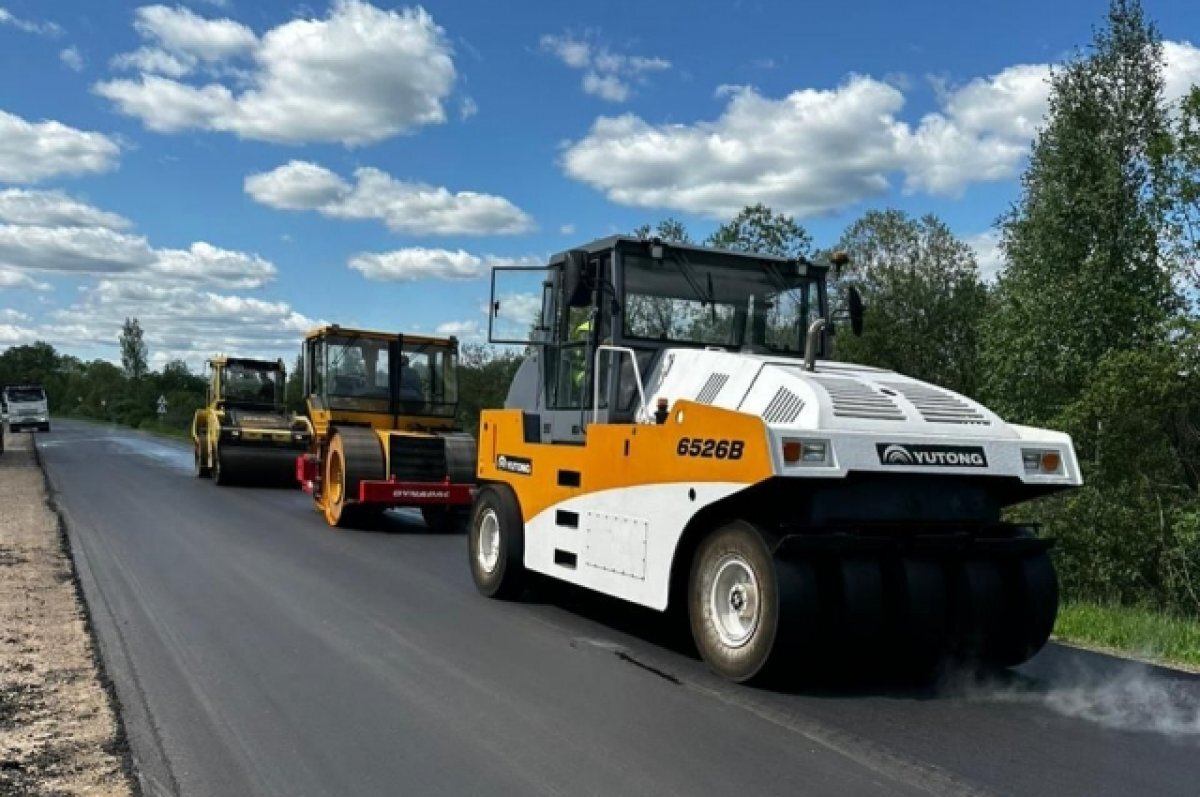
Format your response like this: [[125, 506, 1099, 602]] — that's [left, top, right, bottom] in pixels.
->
[[1039, 667, 1200, 736], [950, 660, 1200, 739]]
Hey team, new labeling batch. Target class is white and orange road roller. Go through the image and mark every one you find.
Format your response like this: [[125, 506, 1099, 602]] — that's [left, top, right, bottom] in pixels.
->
[[469, 236, 1081, 683]]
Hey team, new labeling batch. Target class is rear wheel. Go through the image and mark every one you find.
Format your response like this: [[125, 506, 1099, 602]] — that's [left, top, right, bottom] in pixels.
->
[[194, 441, 211, 478], [39, 422, 50, 432], [212, 444, 234, 486], [323, 427, 385, 528], [469, 485, 525, 599], [689, 521, 786, 683], [422, 505, 470, 534]]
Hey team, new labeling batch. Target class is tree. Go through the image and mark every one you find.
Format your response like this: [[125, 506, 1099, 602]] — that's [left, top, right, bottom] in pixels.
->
[[286, 354, 305, 413], [456, 343, 523, 436], [0, 342, 59, 387], [1161, 85, 1200, 303], [976, 0, 1200, 615], [120, 317, 148, 380], [834, 210, 989, 397], [980, 0, 1179, 425], [705, 203, 812, 259], [632, 218, 692, 243]]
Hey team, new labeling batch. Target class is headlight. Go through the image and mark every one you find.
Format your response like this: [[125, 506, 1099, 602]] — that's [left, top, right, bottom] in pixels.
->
[[1022, 448, 1062, 474], [782, 438, 830, 465]]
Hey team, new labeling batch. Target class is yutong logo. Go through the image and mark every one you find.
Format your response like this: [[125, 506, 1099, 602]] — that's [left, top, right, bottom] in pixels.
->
[[496, 455, 533, 476], [877, 443, 988, 468]]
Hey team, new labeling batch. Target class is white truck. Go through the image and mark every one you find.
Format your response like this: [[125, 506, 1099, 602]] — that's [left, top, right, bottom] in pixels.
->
[[3, 384, 51, 432]]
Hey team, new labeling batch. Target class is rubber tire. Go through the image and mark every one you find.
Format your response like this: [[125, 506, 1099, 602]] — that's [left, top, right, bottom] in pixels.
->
[[689, 520, 783, 683], [323, 427, 385, 528], [893, 557, 950, 674], [835, 558, 886, 666], [194, 442, 211, 478], [39, 423, 50, 433], [212, 444, 234, 486], [468, 485, 526, 599], [422, 505, 470, 534], [981, 552, 1059, 669]]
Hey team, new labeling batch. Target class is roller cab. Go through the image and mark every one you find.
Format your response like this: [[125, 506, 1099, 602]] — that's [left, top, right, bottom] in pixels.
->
[[470, 236, 1082, 682], [192, 357, 311, 486], [298, 325, 476, 530]]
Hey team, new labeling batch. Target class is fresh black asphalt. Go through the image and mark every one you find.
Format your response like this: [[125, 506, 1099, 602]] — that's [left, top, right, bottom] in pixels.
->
[[39, 420, 1200, 797]]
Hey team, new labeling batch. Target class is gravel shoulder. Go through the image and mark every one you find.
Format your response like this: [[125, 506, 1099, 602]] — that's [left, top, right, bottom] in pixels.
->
[[0, 430, 134, 797]]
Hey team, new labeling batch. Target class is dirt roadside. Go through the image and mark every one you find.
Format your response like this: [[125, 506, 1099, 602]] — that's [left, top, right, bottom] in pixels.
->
[[0, 430, 134, 797]]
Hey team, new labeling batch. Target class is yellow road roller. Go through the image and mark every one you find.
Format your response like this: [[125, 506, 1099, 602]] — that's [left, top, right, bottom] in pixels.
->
[[192, 356, 311, 485], [295, 325, 476, 530]]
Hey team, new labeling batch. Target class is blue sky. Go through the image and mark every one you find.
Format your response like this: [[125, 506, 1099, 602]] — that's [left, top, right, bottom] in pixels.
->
[[0, 0, 1198, 369]]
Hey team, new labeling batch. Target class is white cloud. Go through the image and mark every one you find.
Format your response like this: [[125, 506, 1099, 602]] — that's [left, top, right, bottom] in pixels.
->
[[459, 96, 478, 121], [966, 230, 1004, 282], [244, 160, 349, 209], [0, 308, 29, 322], [348, 248, 539, 282], [560, 41, 1200, 218], [245, 161, 533, 235], [0, 189, 275, 288], [94, 75, 238, 133], [0, 323, 38, 344], [0, 7, 61, 36], [0, 189, 131, 229], [541, 32, 670, 103], [97, 1, 457, 145], [582, 72, 628, 102], [133, 4, 258, 62], [112, 46, 195, 78], [434, 320, 481, 338], [60, 47, 84, 72], [562, 77, 906, 218], [560, 223, 575, 235], [0, 225, 155, 274], [149, 242, 277, 289], [50, 279, 317, 368], [0, 266, 51, 291], [1164, 41, 1200, 108], [0, 109, 120, 184]]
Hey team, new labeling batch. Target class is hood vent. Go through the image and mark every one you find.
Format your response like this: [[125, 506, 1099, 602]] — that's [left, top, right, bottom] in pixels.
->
[[810, 376, 905, 421], [695, 373, 730, 404], [762, 387, 805, 424], [877, 381, 990, 425]]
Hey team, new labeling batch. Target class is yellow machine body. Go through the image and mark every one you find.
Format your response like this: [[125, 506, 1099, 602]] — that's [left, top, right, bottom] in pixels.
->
[[191, 356, 311, 485], [298, 325, 476, 529]]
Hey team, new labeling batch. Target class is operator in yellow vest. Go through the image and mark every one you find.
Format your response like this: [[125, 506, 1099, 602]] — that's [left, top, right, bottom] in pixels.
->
[[570, 317, 591, 392]]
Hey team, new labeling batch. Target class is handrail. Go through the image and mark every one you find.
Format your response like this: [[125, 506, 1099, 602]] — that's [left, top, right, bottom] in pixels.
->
[[591, 345, 649, 425]]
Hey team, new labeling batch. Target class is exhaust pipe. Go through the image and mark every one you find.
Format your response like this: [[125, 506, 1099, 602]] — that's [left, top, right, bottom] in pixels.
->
[[804, 319, 826, 372]]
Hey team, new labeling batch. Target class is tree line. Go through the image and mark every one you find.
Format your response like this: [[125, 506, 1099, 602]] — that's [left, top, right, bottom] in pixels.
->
[[638, 0, 1200, 617], [1, 0, 1196, 615]]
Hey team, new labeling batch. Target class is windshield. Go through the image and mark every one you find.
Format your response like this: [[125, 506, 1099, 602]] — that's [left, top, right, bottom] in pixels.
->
[[5, 387, 45, 403], [399, 342, 458, 415], [621, 251, 822, 353], [221, 364, 283, 406], [323, 335, 457, 417]]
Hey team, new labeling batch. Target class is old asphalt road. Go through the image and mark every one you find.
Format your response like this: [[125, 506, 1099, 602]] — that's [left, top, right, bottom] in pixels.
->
[[37, 419, 1200, 797]]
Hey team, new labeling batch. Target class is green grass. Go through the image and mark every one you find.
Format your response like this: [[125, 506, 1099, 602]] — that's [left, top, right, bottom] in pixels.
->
[[1055, 601, 1200, 670]]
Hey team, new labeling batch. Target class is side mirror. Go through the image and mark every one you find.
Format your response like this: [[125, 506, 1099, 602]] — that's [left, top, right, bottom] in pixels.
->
[[563, 250, 594, 308], [848, 286, 864, 337]]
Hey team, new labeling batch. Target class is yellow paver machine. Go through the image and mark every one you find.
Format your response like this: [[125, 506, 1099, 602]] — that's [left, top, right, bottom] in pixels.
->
[[295, 325, 476, 530]]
